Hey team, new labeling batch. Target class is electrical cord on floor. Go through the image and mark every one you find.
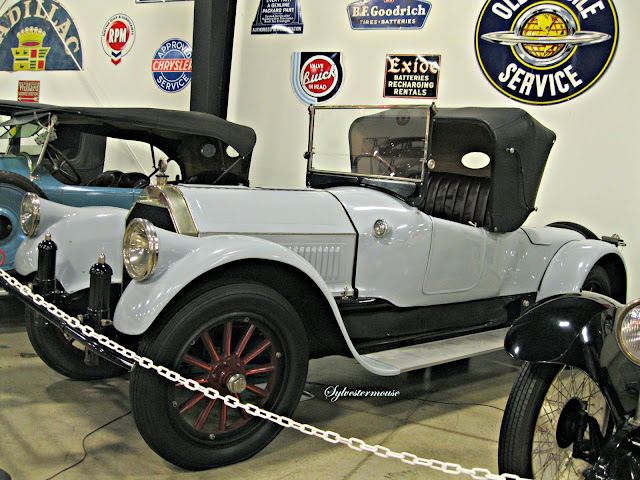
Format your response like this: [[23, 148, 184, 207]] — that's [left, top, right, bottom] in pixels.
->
[[44, 411, 131, 480], [305, 381, 504, 412]]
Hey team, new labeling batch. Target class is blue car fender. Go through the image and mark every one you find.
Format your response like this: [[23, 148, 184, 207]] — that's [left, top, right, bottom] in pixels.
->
[[537, 239, 625, 301]]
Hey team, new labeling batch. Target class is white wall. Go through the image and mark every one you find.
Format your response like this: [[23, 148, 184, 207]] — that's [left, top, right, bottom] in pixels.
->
[[0, 0, 194, 108], [228, 0, 639, 295], [0, 0, 637, 295], [0, 0, 193, 174]]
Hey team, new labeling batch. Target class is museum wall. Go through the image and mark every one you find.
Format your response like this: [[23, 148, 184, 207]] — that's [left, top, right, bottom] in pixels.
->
[[0, 0, 193, 174], [0, 0, 637, 294], [227, 0, 639, 294]]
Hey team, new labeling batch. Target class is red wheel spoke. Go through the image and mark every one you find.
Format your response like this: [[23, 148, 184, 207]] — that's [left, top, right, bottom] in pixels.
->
[[180, 392, 205, 414], [222, 322, 232, 357], [245, 383, 268, 397], [234, 324, 256, 357], [242, 339, 272, 364], [219, 402, 228, 431], [175, 377, 208, 389], [235, 394, 249, 420], [245, 364, 275, 375], [194, 398, 217, 430], [201, 331, 219, 362], [183, 354, 212, 371]]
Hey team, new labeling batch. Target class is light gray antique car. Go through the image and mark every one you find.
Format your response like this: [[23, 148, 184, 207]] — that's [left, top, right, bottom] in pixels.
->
[[1, 104, 627, 470]]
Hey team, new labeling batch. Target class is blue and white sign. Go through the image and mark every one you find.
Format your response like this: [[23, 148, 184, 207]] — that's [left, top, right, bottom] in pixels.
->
[[151, 38, 192, 93], [252, 0, 303, 35], [475, 0, 618, 105], [347, 0, 431, 30]]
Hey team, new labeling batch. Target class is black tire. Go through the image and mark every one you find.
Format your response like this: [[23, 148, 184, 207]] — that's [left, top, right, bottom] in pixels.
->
[[130, 281, 309, 470], [26, 311, 127, 380], [582, 265, 612, 297], [498, 362, 610, 479], [0, 171, 47, 271]]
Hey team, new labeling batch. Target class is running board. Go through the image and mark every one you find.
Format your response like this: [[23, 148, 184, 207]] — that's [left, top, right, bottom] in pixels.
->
[[359, 327, 510, 376]]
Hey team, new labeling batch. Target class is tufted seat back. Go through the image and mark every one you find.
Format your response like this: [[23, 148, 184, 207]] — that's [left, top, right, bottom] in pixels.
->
[[422, 172, 491, 229]]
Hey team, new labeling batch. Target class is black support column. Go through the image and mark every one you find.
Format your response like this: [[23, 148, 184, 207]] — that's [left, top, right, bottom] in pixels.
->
[[190, 0, 237, 118]]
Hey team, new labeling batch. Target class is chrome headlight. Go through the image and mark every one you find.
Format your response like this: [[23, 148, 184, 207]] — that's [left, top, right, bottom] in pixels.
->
[[616, 299, 640, 365], [123, 218, 159, 281], [20, 193, 41, 237]]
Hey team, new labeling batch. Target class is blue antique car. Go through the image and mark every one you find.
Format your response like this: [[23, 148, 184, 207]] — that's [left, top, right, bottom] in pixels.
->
[[0, 101, 251, 271]]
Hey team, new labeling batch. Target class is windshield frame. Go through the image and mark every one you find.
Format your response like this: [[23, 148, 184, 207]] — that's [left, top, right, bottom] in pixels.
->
[[306, 104, 433, 184]]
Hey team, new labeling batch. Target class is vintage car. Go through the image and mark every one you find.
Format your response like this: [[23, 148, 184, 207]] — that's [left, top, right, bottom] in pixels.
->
[[499, 292, 640, 480], [0, 104, 628, 470], [0, 101, 250, 271]]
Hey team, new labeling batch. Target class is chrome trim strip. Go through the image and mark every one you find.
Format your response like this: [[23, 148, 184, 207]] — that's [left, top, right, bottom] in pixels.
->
[[196, 232, 356, 237]]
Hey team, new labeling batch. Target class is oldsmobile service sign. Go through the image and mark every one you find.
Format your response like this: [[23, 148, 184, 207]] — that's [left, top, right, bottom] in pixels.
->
[[475, 0, 618, 105]]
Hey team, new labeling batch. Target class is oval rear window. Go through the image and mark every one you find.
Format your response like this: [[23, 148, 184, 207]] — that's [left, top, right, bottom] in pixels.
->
[[461, 152, 490, 170]]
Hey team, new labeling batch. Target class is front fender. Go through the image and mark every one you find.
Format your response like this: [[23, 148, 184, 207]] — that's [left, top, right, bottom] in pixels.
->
[[505, 292, 618, 364], [113, 232, 400, 376], [537, 239, 625, 301], [15, 201, 128, 293]]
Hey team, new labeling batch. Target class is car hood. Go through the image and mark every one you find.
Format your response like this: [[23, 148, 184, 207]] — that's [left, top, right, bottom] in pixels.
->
[[176, 185, 355, 236]]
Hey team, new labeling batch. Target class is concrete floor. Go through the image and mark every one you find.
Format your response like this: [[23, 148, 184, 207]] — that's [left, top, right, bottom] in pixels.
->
[[0, 295, 524, 480]]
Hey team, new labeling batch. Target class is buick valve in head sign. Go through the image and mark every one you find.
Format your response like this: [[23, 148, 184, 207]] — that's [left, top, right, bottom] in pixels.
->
[[291, 52, 344, 105], [0, 0, 83, 71], [475, 0, 618, 105]]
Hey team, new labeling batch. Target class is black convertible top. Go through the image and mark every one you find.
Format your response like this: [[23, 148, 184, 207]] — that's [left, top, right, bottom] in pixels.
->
[[0, 100, 257, 159], [432, 107, 556, 232]]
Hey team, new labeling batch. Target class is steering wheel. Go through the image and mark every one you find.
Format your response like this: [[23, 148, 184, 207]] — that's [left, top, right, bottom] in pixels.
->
[[45, 144, 82, 185], [354, 153, 396, 176]]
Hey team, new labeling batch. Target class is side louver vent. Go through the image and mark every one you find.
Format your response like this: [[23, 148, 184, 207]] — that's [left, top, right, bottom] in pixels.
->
[[289, 245, 342, 281]]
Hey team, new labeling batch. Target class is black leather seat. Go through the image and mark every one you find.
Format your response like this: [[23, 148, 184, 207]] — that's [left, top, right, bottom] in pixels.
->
[[423, 172, 491, 228], [117, 172, 150, 189], [87, 170, 149, 189], [87, 170, 124, 187]]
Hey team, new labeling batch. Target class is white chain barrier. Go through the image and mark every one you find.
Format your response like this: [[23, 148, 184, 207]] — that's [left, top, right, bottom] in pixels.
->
[[0, 268, 530, 480]]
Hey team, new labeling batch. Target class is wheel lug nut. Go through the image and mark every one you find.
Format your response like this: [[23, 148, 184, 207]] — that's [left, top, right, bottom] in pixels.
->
[[226, 373, 247, 394], [209, 433, 216, 440]]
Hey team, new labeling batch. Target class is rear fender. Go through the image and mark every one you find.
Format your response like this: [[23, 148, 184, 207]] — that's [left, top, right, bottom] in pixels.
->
[[537, 240, 625, 301], [505, 292, 617, 365], [113, 232, 401, 376]]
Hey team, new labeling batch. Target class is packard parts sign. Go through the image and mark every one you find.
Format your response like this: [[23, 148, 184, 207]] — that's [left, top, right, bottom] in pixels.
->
[[0, 0, 82, 71], [291, 52, 344, 105], [475, 0, 618, 105], [348, 0, 432, 30], [384, 54, 440, 99], [251, 0, 303, 35]]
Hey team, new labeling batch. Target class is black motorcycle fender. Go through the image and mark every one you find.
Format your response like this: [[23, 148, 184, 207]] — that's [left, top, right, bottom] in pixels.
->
[[504, 293, 617, 366]]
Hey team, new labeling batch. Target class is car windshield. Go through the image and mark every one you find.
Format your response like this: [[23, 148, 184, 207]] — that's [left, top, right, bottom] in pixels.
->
[[0, 115, 48, 155], [308, 105, 430, 182]]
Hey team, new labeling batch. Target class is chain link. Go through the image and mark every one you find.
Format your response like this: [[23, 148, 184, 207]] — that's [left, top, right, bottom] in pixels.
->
[[0, 268, 531, 480]]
